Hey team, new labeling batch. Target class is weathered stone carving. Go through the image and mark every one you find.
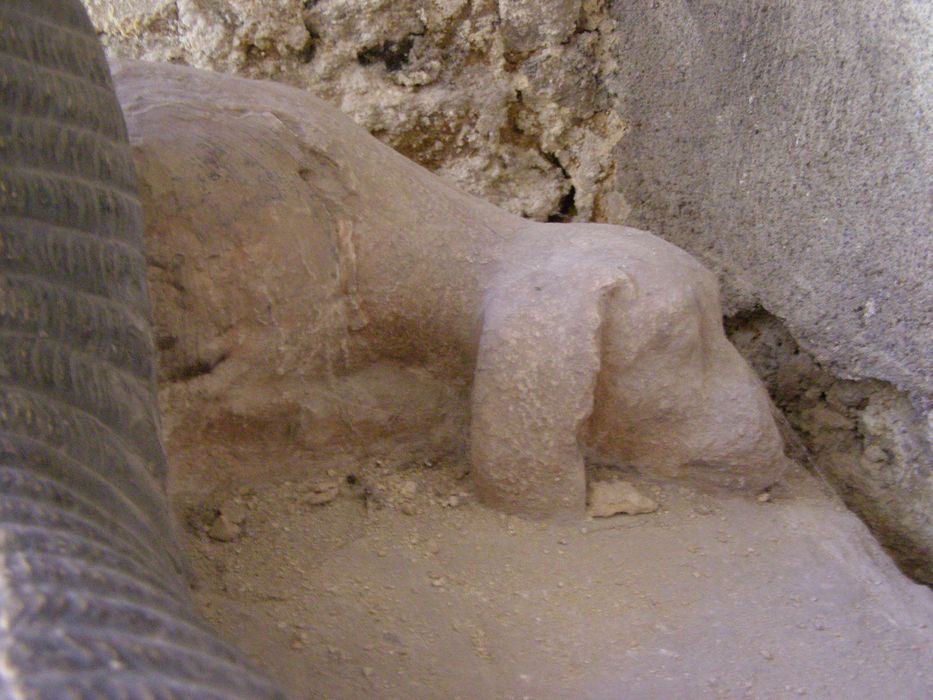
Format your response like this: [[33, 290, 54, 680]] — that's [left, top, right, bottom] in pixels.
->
[[115, 60, 785, 515]]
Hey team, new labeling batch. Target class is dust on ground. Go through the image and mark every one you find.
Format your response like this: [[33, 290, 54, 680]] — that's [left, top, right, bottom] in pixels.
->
[[171, 454, 933, 700]]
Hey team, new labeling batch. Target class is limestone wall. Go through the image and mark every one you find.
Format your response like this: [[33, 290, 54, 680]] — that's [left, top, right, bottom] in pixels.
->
[[85, 0, 625, 223], [83, 0, 931, 582]]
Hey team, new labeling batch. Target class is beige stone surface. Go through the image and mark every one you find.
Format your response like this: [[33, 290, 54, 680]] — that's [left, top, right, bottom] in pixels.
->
[[114, 60, 784, 515], [586, 480, 658, 517]]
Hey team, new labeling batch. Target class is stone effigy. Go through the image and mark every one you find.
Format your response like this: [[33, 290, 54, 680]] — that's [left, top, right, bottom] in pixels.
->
[[114, 60, 786, 516]]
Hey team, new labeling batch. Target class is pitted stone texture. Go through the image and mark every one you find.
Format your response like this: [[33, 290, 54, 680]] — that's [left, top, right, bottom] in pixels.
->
[[83, 0, 625, 223], [114, 60, 784, 515], [499, 0, 581, 55]]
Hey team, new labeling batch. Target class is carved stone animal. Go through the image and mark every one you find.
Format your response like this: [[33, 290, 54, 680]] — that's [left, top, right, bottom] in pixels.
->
[[114, 60, 786, 516]]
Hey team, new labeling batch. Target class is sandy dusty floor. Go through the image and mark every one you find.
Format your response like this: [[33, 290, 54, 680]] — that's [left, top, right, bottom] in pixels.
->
[[170, 453, 932, 700]]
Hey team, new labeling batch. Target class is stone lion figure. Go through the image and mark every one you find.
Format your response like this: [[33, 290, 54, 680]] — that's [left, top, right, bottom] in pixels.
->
[[114, 60, 786, 516]]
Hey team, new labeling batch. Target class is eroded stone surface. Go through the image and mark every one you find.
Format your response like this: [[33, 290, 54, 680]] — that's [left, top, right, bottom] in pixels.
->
[[114, 60, 785, 516]]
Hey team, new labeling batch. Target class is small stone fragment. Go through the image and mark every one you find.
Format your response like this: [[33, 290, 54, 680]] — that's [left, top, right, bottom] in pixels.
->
[[303, 480, 340, 505], [399, 501, 417, 516], [207, 514, 240, 542], [757, 492, 772, 503], [400, 480, 418, 498], [587, 480, 659, 518], [219, 497, 249, 524]]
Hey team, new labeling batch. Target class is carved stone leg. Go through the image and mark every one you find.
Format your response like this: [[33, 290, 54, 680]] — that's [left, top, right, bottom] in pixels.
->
[[470, 239, 628, 516], [471, 227, 786, 515]]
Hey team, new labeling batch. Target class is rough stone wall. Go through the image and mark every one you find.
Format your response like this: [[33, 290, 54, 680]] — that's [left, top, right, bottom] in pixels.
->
[[727, 311, 932, 583], [84, 0, 931, 582], [85, 0, 627, 223]]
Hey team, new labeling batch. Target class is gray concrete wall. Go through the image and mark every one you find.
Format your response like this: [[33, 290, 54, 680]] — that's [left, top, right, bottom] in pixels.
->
[[607, 0, 931, 404]]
